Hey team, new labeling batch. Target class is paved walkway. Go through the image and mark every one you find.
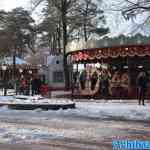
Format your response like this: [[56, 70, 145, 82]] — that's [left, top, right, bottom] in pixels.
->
[[0, 107, 150, 150]]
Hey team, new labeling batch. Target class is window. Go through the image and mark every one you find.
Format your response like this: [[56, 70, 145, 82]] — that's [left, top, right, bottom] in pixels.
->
[[56, 60, 59, 64], [53, 71, 64, 83]]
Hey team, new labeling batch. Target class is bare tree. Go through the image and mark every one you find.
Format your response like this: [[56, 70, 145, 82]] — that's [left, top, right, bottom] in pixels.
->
[[31, 0, 108, 88], [37, 3, 62, 54], [120, 0, 150, 20], [75, 0, 99, 41]]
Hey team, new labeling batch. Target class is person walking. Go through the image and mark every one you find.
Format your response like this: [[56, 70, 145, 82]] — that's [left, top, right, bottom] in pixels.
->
[[31, 77, 36, 96], [31, 76, 42, 96], [136, 71, 148, 105], [36, 76, 42, 95]]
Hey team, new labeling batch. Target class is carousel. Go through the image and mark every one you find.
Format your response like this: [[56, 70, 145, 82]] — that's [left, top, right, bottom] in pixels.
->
[[66, 34, 150, 99]]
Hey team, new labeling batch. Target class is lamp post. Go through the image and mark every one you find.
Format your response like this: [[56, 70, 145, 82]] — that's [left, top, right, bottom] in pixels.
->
[[2, 64, 7, 96], [19, 68, 23, 74], [29, 70, 32, 75], [12, 50, 16, 90]]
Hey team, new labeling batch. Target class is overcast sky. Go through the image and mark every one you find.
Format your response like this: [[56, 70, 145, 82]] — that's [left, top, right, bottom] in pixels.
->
[[0, 0, 30, 11], [0, 0, 149, 37], [0, 0, 44, 23]]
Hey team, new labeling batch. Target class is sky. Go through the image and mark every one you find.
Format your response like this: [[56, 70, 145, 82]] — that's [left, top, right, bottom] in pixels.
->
[[0, 0, 150, 37], [103, 0, 150, 37], [0, 0, 30, 11], [0, 0, 44, 23]]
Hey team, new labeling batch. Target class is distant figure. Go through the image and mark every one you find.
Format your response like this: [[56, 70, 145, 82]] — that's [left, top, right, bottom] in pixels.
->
[[26, 77, 31, 95], [73, 71, 79, 85], [31, 76, 42, 96], [36, 76, 42, 95], [19, 77, 27, 95], [99, 69, 111, 99], [136, 71, 148, 105], [31, 77, 36, 96], [15, 79, 20, 95]]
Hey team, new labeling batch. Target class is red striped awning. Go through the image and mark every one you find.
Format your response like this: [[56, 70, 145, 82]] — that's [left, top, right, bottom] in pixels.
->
[[68, 45, 150, 62]]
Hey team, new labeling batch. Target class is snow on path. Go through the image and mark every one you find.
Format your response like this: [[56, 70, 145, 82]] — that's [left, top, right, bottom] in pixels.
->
[[0, 98, 149, 145], [0, 98, 149, 121]]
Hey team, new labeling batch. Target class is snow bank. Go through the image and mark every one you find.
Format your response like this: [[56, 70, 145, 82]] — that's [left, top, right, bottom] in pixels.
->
[[75, 102, 150, 121], [0, 95, 74, 105], [38, 102, 150, 121], [0, 95, 149, 122]]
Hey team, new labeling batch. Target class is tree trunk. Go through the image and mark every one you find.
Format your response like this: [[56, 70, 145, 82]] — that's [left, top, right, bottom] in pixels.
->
[[57, 22, 61, 53], [83, 22, 88, 42], [61, 0, 70, 90]]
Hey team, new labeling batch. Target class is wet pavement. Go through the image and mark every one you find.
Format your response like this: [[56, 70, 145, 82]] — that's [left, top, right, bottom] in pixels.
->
[[0, 111, 149, 150]]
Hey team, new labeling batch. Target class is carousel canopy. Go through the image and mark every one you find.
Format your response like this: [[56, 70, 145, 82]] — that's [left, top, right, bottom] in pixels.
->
[[66, 34, 150, 62]]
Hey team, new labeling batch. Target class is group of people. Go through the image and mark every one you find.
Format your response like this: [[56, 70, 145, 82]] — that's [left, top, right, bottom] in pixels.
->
[[16, 76, 42, 96]]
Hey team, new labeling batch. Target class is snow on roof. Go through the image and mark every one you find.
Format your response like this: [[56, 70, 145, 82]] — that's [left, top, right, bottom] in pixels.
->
[[0, 57, 29, 65], [66, 34, 150, 52], [46, 55, 55, 65]]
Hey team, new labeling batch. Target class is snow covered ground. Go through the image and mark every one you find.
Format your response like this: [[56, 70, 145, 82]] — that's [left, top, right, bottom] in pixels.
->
[[0, 96, 149, 147], [0, 95, 149, 121]]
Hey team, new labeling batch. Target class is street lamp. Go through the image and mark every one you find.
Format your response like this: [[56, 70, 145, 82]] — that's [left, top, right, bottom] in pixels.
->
[[19, 68, 23, 73], [2, 64, 7, 96], [28, 70, 32, 74]]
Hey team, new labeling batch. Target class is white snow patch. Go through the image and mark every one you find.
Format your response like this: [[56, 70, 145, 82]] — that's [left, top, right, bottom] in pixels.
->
[[0, 95, 149, 121], [0, 95, 74, 105], [37, 102, 150, 121]]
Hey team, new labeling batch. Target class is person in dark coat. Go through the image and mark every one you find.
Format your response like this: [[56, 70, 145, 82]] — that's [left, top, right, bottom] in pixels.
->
[[36, 76, 42, 95], [31, 77, 36, 96], [31, 76, 42, 95], [136, 71, 148, 105], [99, 70, 110, 99]]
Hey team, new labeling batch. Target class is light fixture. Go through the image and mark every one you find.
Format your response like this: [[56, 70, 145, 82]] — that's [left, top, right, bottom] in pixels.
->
[[19, 69, 23, 73], [29, 70, 32, 74], [95, 62, 101, 68], [112, 66, 117, 70], [2, 64, 7, 71], [138, 65, 143, 69], [102, 64, 108, 69], [123, 66, 128, 69]]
